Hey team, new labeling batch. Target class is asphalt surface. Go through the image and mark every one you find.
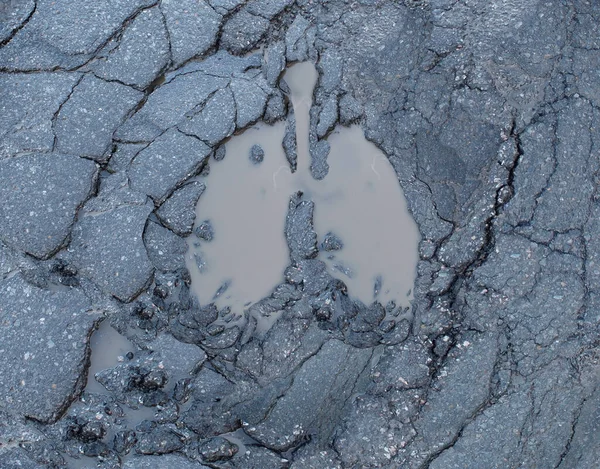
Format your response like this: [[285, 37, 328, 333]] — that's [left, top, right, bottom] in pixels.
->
[[1, 0, 600, 468]]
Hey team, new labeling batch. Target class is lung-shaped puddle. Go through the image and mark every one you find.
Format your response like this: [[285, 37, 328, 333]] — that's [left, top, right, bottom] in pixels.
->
[[186, 62, 419, 315]]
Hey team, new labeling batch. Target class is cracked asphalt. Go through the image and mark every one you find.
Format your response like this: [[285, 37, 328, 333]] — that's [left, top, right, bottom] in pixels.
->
[[1, 0, 600, 468]]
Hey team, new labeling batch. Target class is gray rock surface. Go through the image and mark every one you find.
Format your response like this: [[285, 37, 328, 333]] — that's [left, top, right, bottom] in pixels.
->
[[0, 448, 45, 469], [246, 0, 294, 20], [322, 232, 343, 251], [0, 153, 96, 259], [282, 108, 297, 171], [249, 143, 265, 164], [3, 1, 600, 468], [160, 0, 222, 66], [178, 88, 236, 146], [285, 192, 318, 263], [285, 15, 314, 62], [117, 72, 228, 142], [143, 220, 188, 273], [231, 73, 270, 129], [0, 0, 35, 45], [338, 93, 362, 125], [245, 339, 372, 450], [316, 94, 338, 138], [116, 50, 268, 145], [0, 72, 80, 159], [208, 0, 245, 15], [195, 220, 215, 242], [156, 181, 206, 236], [128, 128, 211, 202], [264, 40, 286, 87], [220, 9, 270, 55], [0, 0, 156, 71], [0, 275, 101, 423], [146, 332, 206, 378], [70, 201, 154, 302], [91, 7, 170, 89], [55, 74, 143, 162], [123, 454, 210, 469]]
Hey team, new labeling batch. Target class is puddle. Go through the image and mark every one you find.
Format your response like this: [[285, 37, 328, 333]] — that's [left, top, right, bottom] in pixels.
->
[[222, 428, 261, 457], [186, 62, 419, 315], [63, 454, 98, 469], [85, 319, 135, 394]]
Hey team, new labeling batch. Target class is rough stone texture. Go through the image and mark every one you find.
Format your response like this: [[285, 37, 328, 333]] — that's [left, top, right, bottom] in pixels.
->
[[208, 0, 245, 15], [91, 7, 170, 89], [338, 93, 362, 125], [246, 0, 294, 20], [160, 0, 222, 66], [178, 88, 236, 146], [229, 446, 286, 468], [117, 71, 228, 142], [231, 73, 270, 129], [322, 232, 343, 251], [135, 426, 184, 454], [70, 201, 154, 302], [531, 100, 594, 232], [0, 275, 101, 423], [115, 50, 267, 144], [143, 220, 187, 273], [290, 444, 342, 469], [0, 0, 156, 71], [0, 72, 80, 159], [220, 9, 270, 55], [108, 142, 147, 173], [55, 74, 143, 162], [286, 15, 314, 62], [0, 153, 97, 259], [4, 1, 600, 468], [194, 220, 215, 242], [145, 332, 206, 378], [245, 339, 372, 450], [282, 108, 297, 171], [123, 454, 210, 469], [316, 94, 338, 138], [128, 128, 211, 202], [309, 138, 330, 180], [197, 436, 238, 462], [0, 448, 45, 469], [285, 192, 318, 263], [156, 181, 206, 236], [249, 143, 265, 164], [264, 40, 286, 87], [0, 0, 35, 44]]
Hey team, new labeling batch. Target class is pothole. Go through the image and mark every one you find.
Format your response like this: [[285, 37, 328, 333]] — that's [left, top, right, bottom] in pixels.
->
[[186, 62, 419, 324]]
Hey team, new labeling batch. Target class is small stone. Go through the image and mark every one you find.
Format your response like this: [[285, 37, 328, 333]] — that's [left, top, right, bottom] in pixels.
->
[[198, 436, 239, 462], [250, 144, 265, 164], [322, 232, 344, 251], [214, 146, 227, 161], [114, 430, 137, 454], [195, 220, 215, 242]]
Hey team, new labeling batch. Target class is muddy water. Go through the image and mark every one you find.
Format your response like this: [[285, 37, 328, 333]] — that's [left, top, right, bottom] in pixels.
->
[[186, 62, 419, 315], [85, 319, 134, 393]]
